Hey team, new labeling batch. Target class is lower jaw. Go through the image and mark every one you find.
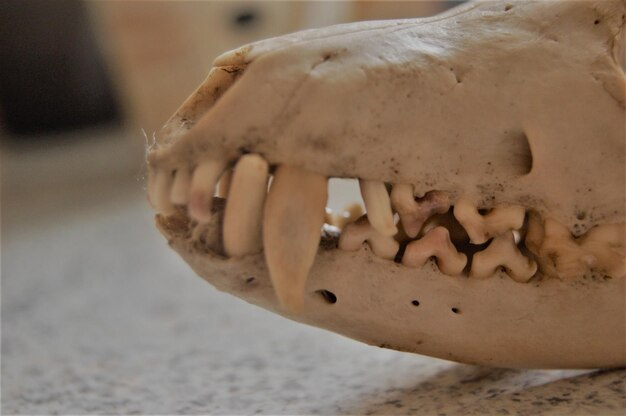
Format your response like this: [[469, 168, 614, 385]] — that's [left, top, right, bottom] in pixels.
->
[[155, 199, 626, 369]]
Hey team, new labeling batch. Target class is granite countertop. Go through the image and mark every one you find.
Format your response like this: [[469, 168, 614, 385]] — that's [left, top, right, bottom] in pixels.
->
[[2, 130, 625, 415]]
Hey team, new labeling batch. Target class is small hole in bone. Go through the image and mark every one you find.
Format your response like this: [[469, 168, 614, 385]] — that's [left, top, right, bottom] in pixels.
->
[[411, 300, 420, 307], [594, 19, 600, 25], [316, 290, 337, 304], [451, 307, 461, 314], [245, 276, 256, 284]]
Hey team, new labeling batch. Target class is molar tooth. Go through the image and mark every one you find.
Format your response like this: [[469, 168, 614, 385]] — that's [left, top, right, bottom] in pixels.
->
[[580, 223, 625, 278], [338, 215, 400, 260], [359, 179, 397, 237], [390, 185, 450, 238], [170, 167, 192, 205], [152, 169, 176, 215], [188, 160, 226, 223], [223, 155, 269, 257], [402, 227, 467, 275], [453, 196, 525, 244], [471, 232, 538, 282], [533, 218, 625, 279], [263, 165, 328, 313]]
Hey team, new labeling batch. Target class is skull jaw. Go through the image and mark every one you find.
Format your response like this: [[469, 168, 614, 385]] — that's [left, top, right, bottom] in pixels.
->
[[156, 203, 626, 370]]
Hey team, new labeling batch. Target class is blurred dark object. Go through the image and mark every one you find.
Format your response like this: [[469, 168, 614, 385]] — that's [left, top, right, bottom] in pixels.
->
[[0, 0, 120, 137]]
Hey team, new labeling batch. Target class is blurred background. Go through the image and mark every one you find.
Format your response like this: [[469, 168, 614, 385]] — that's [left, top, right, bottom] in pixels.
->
[[3, 1, 624, 414]]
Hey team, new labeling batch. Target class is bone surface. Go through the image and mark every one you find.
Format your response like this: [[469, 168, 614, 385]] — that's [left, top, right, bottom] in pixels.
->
[[338, 215, 400, 260], [263, 165, 328, 312], [148, 0, 626, 368], [223, 155, 269, 257]]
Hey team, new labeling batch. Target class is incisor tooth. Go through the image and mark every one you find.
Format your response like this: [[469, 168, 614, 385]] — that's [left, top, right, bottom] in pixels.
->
[[223, 155, 269, 257], [453, 196, 525, 244], [263, 165, 328, 313], [217, 169, 232, 198], [153, 169, 176, 215], [402, 227, 467, 275], [188, 160, 226, 223], [359, 179, 397, 237], [338, 215, 399, 260], [171, 167, 191, 205], [390, 185, 450, 238], [471, 232, 537, 282]]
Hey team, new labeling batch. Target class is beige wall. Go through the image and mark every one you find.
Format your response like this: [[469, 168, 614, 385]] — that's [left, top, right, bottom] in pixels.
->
[[88, 1, 450, 136]]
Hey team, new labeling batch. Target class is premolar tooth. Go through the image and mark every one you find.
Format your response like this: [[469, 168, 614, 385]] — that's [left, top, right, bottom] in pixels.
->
[[453, 196, 525, 244], [170, 167, 191, 205], [263, 165, 328, 313], [359, 179, 397, 236], [223, 155, 269, 257], [152, 169, 176, 215], [338, 215, 400, 260], [402, 227, 467, 275], [188, 160, 226, 223], [390, 185, 450, 238], [471, 232, 537, 282], [325, 203, 365, 229], [217, 169, 232, 198]]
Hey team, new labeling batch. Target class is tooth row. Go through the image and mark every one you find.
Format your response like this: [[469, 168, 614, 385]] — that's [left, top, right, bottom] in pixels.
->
[[338, 215, 400, 260], [526, 213, 625, 279], [471, 231, 537, 282], [453, 196, 525, 244], [402, 227, 467, 275], [390, 185, 450, 238]]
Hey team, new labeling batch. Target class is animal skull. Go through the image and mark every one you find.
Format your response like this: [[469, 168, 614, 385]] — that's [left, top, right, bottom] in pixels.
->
[[147, 0, 626, 368]]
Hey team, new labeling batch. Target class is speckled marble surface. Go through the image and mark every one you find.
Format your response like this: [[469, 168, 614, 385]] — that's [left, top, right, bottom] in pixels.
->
[[2, 130, 625, 415]]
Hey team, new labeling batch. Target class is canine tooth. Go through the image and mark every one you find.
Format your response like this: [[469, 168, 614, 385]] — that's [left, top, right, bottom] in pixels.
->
[[359, 179, 397, 237], [471, 232, 538, 282], [223, 155, 269, 257], [188, 160, 226, 223], [402, 227, 467, 275], [338, 215, 400, 260], [453, 196, 525, 244], [170, 168, 192, 205], [217, 169, 233, 198], [391, 185, 450, 238], [152, 169, 176, 215], [263, 165, 328, 312]]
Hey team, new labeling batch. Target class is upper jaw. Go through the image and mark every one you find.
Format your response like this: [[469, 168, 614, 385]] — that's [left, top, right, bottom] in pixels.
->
[[147, 0, 626, 366]]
